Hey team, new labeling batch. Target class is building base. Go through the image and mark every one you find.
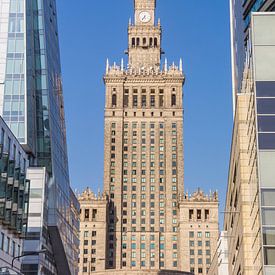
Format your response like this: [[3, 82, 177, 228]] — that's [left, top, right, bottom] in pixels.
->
[[92, 270, 192, 275]]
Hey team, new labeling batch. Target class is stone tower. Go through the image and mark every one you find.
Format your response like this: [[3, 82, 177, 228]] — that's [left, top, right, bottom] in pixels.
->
[[103, 0, 185, 272]]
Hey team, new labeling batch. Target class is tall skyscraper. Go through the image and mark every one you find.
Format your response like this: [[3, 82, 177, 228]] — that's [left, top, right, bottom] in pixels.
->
[[104, 0, 185, 271], [225, 1, 275, 275], [0, 1, 79, 274]]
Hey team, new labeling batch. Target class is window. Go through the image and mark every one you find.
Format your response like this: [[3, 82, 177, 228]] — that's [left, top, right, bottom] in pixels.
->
[[197, 209, 202, 220], [0, 233, 4, 250], [205, 209, 210, 220], [133, 95, 138, 107], [172, 94, 176, 106], [124, 94, 129, 107], [264, 247, 275, 265], [112, 94, 117, 106], [159, 95, 164, 107], [142, 95, 146, 107], [189, 209, 194, 220], [150, 95, 155, 107], [205, 232, 210, 238]]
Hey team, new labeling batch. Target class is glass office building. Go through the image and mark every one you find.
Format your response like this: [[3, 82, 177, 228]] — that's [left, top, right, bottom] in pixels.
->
[[0, 0, 79, 274], [228, 1, 275, 274], [230, 0, 275, 101]]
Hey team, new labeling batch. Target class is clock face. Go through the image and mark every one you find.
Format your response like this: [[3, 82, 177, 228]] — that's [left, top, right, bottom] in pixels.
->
[[139, 11, 151, 23]]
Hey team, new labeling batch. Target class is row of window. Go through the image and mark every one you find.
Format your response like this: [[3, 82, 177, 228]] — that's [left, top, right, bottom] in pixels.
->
[[189, 231, 211, 238], [190, 258, 211, 265], [111, 93, 177, 108], [190, 267, 208, 274], [190, 249, 211, 256], [189, 209, 210, 220], [131, 37, 158, 47], [122, 260, 178, 268], [190, 240, 211, 247], [0, 232, 21, 258], [121, 242, 178, 250]]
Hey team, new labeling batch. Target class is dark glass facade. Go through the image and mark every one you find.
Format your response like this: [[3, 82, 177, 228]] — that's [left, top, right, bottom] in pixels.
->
[[230, 0, 275, 97]]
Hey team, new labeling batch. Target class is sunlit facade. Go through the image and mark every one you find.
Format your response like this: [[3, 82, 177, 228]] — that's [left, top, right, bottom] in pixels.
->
[[227, 1, 275, 274]]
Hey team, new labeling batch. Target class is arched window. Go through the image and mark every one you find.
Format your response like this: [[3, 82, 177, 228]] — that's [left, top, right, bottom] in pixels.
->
[[149, 38, 153, 47], [143, 37, 146, 45], [154, 38, 158, 47], [171, 94, 176, 106], [112, 94, 117, 107], [132, 37, 135, 47], [137, 38, 140, 46]]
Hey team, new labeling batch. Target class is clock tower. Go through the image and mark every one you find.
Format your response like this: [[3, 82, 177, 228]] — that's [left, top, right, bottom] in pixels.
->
[[104, 0, 186, 273], [128, 0, 161, 69]]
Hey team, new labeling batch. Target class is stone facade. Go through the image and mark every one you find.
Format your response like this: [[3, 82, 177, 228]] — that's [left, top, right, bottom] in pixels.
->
[[78, 188, 109, 274], [179, 189, 219, 275], [103, 0, 185, 271]]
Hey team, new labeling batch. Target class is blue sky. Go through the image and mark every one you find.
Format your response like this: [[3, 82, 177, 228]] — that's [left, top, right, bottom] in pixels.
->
[[57, 0, 233, 213]]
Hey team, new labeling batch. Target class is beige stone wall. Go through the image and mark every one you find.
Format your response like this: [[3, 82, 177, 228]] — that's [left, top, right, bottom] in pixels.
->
[[224, 67, 263, 275], [78, 189, 109, 274], [179, 190, 219, 275], [91, 270, 191, 275]]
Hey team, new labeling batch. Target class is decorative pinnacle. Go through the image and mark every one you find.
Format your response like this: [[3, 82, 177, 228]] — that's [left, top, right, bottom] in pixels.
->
[[106, 58, 109, 74], [179, 58, 183, 72], [164, 58, 168, 72], [121, 58, 124, 71]]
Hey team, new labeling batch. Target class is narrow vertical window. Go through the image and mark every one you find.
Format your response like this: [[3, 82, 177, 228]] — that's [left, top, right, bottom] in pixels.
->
[[159, 95, 164, 107], [154, 38, 158, 47], [124, 90, 129, 107], [133, 95, 138, 107], [172, 94, 176, 106], [142, 95, 146, 107], [150, 95, 155, 107], [112, 94, 117, 107], [132, 37, 135, 47]]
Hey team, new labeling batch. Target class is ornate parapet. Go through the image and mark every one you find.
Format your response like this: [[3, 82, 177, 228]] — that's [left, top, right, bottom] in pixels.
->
[[78, 187, 108, 202], [179, 188, 218, 203]]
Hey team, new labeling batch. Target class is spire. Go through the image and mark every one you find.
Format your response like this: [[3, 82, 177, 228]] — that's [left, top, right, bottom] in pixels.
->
[[179, 58, 183, 72], [106, 58, 109, 74], [121, 58, 124, 71], [164, 58, 168, 72]]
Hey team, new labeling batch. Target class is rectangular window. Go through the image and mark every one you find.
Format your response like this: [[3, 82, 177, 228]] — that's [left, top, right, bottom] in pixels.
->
[[262, 208, 275, 226], [150, 95, 155, 107], [262, 190, 275, 206], [257, 98, 275, 114], [159, 95, 164, 107], [256, 81, 275, 97], [264, 247, 275, 265], [133, 95, 138, 107], [142, 95, 146, 107], [263, 228, 275, 246], [258, 133, 275, 149], [189, 209, 194, 220], [258, 116, 275, 132]]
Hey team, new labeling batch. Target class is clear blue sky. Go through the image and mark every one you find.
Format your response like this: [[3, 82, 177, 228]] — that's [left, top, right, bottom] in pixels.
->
[[57, 0, 233, 212]]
